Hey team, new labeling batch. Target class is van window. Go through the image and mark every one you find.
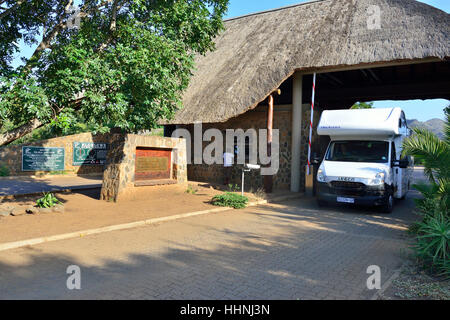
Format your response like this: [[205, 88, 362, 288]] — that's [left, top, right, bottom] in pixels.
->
[[326, 141, 389, 163], [391, 142, 397, 163]]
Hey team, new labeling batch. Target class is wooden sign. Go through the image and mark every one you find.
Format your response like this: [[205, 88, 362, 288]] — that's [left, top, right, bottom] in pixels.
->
[[135, 148, 172, 181]]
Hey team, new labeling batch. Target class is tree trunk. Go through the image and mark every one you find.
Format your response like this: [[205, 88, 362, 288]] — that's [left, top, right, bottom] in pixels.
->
[[0, 119, 44, 146]]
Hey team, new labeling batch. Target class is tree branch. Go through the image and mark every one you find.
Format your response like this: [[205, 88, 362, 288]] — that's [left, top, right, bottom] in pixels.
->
[[22, 0, 73, 74], [96, 0, 121, 52], [0, 118, 44, 146], [0, 0, 25, 21]]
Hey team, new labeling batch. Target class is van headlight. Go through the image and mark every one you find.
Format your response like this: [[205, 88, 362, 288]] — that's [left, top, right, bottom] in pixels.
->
[[368, 172, 385, 186], [317, 169, 327, 183]]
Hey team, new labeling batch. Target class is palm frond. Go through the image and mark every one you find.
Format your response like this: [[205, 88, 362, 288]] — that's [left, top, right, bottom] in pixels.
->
[[403, 127, 450, 183], [445, 105, 450, 145]]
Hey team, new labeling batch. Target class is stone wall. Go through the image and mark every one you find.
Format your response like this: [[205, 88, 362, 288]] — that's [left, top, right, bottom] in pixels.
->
[[0, 132, 114, 177], [100, 134, 187, 202], [176, 104, 322, 192]]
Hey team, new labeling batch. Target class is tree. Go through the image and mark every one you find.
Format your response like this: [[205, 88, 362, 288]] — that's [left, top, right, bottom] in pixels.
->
[[0, 0, 228, 146], [403, 107, 449, 276], [350, 102, 374, 109]]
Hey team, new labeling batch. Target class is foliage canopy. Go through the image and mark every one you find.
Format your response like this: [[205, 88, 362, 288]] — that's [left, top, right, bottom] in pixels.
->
[[0, 0, 228, 145]]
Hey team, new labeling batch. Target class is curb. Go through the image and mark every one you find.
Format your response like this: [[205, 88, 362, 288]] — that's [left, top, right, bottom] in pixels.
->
[[0, 194, 301, 252]]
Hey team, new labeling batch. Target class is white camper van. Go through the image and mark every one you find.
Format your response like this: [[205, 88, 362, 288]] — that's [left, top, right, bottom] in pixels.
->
[[316, 108, 413, 213]]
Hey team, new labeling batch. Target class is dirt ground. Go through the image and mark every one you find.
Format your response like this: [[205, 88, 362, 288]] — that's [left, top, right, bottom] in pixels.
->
[[0, 182, 262, 244], [379, 261, 450, 300]]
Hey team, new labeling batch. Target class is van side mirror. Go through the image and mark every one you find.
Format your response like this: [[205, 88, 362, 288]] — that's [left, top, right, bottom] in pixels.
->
[[400, 159, 409, 169], [393, 160, 408, 169]]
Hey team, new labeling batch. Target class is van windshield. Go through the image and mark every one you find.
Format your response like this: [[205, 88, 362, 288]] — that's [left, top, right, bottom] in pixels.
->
[[325, 141, 389, 163]]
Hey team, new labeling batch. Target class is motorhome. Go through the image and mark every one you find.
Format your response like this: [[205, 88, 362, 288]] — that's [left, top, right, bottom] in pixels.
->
[[316, 107, 413, 213]]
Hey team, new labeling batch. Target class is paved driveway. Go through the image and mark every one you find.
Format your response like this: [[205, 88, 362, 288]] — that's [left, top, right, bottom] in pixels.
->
[[0, 182, 420, 300]]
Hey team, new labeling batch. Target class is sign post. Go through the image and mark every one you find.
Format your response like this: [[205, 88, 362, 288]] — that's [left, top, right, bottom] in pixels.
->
[[307, 73, 317, 176]]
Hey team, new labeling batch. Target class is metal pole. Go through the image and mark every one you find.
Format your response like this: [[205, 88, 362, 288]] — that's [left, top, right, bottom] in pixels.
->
[[241, 169, 245, 197], [307, 73, 316, 176]]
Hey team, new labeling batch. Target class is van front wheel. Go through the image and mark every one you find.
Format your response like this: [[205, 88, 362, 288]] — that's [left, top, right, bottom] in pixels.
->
[[317, 200, 328, 208], [381, 194, 394, 214]]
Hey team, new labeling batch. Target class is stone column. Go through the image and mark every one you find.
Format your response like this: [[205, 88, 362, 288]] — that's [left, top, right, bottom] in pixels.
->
[[291, 73, 303, 192]]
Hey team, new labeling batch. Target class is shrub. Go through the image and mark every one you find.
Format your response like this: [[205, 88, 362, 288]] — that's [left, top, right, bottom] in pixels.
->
[[36, 192, 61, 208], [414, 211, 450, 278], [0, 164, 9, 177], [403, 106, 449, 277], [48, 170, 68, 176], [212, 192, 248, 209], [185, 185, 198, 195]]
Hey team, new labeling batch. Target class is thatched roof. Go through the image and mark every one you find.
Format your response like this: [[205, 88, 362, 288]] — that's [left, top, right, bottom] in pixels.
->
[[166, 0, 450, 125]]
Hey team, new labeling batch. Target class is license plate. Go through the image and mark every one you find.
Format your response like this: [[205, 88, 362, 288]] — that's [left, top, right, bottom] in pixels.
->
[[337, 197, 355, 204]]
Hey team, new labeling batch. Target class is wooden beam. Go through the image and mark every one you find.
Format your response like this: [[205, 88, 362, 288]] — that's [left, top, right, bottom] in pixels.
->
[[264, 94, 274, 193]]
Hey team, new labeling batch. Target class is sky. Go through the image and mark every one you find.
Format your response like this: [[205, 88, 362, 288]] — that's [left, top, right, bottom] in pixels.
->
[[11, 0, 450, 122], [224, 0, 450, 19]]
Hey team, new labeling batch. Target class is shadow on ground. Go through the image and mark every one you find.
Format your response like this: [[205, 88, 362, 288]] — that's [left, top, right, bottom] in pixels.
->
[[0, 192, 421, 300]]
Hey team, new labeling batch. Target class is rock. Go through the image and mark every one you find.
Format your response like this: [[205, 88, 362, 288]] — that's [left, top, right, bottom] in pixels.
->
[[52, 204, 65, 213], [10, 206, 26, 216], [38, 207, 53, 214], [0, 210, 10, 217], [0, 204, 14, 217], [25, 205, 39, 215]]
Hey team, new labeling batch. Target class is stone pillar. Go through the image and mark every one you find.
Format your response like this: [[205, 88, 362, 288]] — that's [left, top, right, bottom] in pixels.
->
[[100, 134, 127, 202], [291, 73, 303, 192]]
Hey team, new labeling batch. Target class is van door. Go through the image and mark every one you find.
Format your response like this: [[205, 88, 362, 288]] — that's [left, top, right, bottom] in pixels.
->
[[391, 142, 402, 199]]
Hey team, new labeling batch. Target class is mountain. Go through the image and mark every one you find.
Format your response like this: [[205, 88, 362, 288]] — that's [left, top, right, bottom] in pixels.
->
[[407, 118, 446, 140]]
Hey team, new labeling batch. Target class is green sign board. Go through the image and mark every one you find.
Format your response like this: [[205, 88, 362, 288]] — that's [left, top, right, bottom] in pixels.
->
[[73, 142, 108, 166], [22, 146, 65, 171]]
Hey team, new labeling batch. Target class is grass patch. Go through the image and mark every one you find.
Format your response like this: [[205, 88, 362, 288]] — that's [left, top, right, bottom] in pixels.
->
[[212, 192, 248, 209], [47, 170, 68, 175]]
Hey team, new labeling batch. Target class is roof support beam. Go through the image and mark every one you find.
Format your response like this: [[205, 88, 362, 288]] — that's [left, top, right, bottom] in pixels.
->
[[291, 73, 303, 193]]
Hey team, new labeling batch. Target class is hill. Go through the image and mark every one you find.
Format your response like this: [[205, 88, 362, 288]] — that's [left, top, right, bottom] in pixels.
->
[[407, 118, 445, 140]]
